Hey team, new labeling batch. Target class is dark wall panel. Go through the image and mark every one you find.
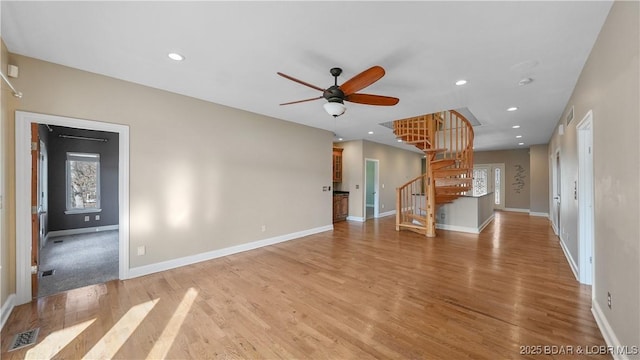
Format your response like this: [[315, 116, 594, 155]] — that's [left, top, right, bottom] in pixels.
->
[[47, 125, 119, 231]]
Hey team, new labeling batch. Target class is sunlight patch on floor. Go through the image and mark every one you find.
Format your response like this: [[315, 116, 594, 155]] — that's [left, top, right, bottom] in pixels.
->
[[146, 288, 199, 359], [82, 298, 159, 360], [25, 319, 95, 360]]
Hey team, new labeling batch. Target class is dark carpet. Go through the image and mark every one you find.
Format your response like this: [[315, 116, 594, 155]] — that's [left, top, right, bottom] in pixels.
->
[[38, 230, 118, 297]]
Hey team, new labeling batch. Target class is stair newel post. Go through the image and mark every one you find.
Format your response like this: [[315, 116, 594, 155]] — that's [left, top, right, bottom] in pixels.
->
[[396, 186, 401, 231], [425, 115, 437, 237]]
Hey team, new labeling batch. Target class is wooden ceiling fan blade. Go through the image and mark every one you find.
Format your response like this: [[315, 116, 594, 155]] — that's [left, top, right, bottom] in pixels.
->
[[277, 72, 325, 92], [345, 93, 399, 106], [280, 96, 323, 106], [339, 66, 385, 96]]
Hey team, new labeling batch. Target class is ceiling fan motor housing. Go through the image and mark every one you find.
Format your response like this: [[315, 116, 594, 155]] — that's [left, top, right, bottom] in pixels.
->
[[324, 85, 345, 103]]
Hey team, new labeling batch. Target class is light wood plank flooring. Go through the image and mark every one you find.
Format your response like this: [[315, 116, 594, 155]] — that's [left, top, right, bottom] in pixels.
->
[[1, 212, 608, 359]]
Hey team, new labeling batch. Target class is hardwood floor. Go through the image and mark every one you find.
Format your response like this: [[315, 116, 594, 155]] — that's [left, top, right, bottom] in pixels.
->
[[1, 212, 608, 359]]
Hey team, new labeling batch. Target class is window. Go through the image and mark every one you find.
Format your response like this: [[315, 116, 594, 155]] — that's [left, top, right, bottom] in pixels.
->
[[472, 167, 489, 196], [66, 152, 101, 213]]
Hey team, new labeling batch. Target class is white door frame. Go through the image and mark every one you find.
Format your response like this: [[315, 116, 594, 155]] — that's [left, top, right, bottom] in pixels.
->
[[576, 110, 594, 286], [15, 111, 130, 304], [364, 158, 379, 219], [551, 150, 561, 235]]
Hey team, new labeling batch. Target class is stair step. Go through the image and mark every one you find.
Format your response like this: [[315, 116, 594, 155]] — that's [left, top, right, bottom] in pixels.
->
[[435, 185, 471, 194], [433, 168, 470, 177], [425, 148, 447, 154], [435, 194, 460, 203], [430, 159, 456, 170], [435, 177, 473, 186]]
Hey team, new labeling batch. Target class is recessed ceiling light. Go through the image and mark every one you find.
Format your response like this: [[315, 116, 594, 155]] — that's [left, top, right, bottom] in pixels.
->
[[397, 139, 403, 142], [455, 79, 467, 86], [368, 131, 374, 135], [338, 138, 343, 141], [512, 125, 521, 129], [507, 107, 519, 112], [518, 77, 533, 86], [516, 135, 523, 138], [168, 52, 184, 61], [518, 142, 525, 146]]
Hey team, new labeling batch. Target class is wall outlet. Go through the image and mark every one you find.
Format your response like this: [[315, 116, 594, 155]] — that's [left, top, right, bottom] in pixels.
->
[[261, 225, 266, 232], [137, 246, 146, 256], [95, 214, 100, 220], [381, 204, 385, 209], [84, 215, 90, 222], [355, 184, 359, 189], [607, 292, 612, 309]]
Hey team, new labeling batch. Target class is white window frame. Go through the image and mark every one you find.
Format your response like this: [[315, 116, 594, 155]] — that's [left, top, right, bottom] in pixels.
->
[[65, 152, 102, 214]]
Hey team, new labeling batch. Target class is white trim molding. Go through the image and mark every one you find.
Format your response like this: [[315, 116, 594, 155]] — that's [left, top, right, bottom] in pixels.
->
[[347, 216, 365, 222], [529, 212, 550, 217], [592, 300, 629, 360], [376, 210, 396, 218], [129, 225, 333, 279], [436, 214, 495, 234], [47, 225, 119, 238], [558, 235, 579, 281], [503, 208, 530, 213], [1, 294, 16, 330], [15, 111, 130, 305]]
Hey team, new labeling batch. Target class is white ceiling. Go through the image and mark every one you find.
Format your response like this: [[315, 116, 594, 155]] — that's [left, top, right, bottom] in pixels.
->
[[1, 1, 612, 152]]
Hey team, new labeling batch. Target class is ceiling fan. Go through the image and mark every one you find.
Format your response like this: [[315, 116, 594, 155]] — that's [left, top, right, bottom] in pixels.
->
[[277, 66, 399, 117]]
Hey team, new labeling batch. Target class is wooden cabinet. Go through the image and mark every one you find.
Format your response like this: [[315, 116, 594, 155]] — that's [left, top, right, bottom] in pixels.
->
[[333, 193, 349, 223], [333, 147, 343, 182]]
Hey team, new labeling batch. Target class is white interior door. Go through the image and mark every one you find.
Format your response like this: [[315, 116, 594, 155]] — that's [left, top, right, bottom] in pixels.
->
[[577, 111, 594, 285]]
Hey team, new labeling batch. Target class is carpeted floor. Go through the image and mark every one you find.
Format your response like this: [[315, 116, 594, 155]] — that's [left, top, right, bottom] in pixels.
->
[[38, 230, 119, 298]]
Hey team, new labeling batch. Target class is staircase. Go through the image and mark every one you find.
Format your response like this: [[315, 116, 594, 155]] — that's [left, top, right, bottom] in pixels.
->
[[393, 110, 474, 237]]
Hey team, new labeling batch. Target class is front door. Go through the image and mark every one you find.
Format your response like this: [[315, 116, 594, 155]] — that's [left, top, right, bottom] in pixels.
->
[[30, 123, 40, 298]]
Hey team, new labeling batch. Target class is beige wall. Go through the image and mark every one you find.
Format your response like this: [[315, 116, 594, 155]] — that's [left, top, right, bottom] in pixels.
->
[[474, 149, 530, 210], [529, 144, 549, 214], [4, 54, 333, 276], [335, 140, 364, 218], [363, 140, 422, 215], [335, 140, 421, 219], [548, 0, 639, 347]]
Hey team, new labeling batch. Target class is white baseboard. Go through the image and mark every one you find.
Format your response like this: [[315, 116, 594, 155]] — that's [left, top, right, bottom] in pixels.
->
[[376, 210, 396, 218], [558, 235, 579, 281], [503, 208, 530, 213], [435, 214, 495, 234], [48, 225, 119, 238], [529, 212, 549, 217], [436, 223, 478, 234], [478, 213, 496, 233], [1, 294, 16, 330], [128, 225, 333, 279], [551, 221, 559, 235], [592, 300, 629, 360], [347, 216, 365, 222]]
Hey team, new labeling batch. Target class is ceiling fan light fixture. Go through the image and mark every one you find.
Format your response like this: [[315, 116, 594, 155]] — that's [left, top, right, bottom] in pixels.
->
[[324, 101, 346, 117]]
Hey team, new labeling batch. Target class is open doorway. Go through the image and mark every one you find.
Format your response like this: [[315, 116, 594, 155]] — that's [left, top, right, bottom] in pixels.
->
[[15, 111, 130, 304], [36, 124, 120, 297], [365, 159, 379, 220], [577, 110, 594, 285]]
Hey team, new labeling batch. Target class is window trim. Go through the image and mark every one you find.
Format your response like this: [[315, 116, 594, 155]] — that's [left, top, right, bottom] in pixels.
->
[[65, 152, 101, 214]]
